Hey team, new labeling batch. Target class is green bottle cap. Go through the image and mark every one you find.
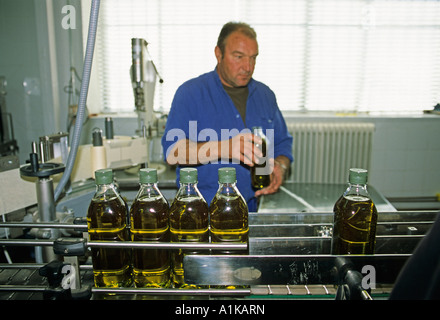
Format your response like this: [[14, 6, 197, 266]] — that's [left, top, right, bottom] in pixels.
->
[[180, 167, 198, 183], [349, 168, 368, 184], [218, 167, 236, 184], [139, 168, 157, 184], [95, 168, 113, 184]]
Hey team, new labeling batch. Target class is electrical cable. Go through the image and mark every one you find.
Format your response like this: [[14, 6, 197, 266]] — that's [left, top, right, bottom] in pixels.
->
[[54, 0, 100, 201]]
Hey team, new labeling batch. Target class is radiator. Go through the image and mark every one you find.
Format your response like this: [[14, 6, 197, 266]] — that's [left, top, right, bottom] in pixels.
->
[[287, 122, 375, 184]]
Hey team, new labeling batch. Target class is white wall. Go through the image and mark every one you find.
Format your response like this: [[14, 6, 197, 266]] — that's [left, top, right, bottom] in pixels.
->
[[369, 116, 440, 198], [283, 113, 440, 199]]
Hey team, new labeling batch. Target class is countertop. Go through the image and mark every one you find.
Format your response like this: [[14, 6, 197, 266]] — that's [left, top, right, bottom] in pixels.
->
[[258, 182, 396, 213]]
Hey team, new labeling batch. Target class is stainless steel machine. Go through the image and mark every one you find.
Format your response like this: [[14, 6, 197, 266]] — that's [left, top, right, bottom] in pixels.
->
[[130, 37, 163, 137]]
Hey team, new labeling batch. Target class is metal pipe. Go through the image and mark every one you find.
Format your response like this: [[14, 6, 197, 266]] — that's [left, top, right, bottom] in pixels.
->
[[1, 220, 433, 230], [0, 222, 87, 229], [35, 177, 60, 263], [0, 263, 45, 269], [91, 287, 251, 296], [87, 241, 247, 250], [0, 285, 47, 293], [0, 285, 250, 296], [0, 239, 248, 251], [0, 263, 93, 271], [36, 178, 56, 223], [0, 239, 55, 246]]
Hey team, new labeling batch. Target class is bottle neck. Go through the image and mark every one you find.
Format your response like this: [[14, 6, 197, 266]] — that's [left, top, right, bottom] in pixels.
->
[[177, 182, 202, 198], [345, 182, 370, 197], [96, 182, 115, 191], [218, 182, 239, 195], [95, 182, 120, 200], [254, 129, 266, 140], [137, 183, 166, 202], [138, 182, 160, 196]]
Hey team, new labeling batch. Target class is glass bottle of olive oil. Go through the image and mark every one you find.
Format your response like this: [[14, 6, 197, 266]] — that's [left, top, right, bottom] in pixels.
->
[[210, 167, 249, 255], [130, 168, 170, 288], [169, 168, 209, 288], [250, 126, 270, 189], [87, 168, 132, 287], [331, 168, 378, 255]]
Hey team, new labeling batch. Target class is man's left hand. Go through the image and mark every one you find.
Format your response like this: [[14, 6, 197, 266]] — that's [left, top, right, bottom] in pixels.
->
[[254, 157, 289, 197]]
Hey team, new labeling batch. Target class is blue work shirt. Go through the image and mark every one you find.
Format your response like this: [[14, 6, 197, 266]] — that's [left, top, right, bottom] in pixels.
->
[[161, 69, 293, 212]]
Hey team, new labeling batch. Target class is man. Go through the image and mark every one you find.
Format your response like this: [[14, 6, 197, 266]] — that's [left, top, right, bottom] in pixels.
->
[[161, 22, 293, 212]]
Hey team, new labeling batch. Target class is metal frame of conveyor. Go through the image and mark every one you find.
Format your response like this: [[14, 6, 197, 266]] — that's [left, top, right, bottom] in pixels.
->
[[0, 210, 438, 300]]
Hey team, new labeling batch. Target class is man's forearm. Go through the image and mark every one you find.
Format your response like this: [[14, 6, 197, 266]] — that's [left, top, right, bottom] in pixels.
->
[[274, 155, 291, 178], [166, 133, 262, 166], [166, 139, 222, 165], [274, 155, 290, 171]]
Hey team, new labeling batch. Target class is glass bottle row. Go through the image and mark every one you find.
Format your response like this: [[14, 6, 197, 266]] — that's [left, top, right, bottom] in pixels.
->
[[87, 167, 248, 289]]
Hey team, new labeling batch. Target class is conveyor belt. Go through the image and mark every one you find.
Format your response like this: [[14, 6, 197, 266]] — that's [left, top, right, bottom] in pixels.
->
[[0, 210, 438, 300]]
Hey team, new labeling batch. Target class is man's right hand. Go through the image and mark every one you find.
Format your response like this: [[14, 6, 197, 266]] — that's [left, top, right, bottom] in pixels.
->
[[227, 133, 263, 166]]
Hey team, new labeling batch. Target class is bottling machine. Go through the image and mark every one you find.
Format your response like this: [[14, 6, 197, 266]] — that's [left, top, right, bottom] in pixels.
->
[[0, 179, 438, 300]]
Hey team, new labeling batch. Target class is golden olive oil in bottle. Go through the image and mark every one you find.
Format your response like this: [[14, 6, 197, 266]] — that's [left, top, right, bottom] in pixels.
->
[[210, 167, 249, 254], [331, 168, 378, 255], [87, 168, 132, 288], [169, 168, 209, 288], [130, 168, 170, 288], [210, 167, 249, 289], [250, 126, 270, 189]]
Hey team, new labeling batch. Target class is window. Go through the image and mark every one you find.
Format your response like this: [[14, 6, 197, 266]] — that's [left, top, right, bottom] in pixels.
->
[[94, 0, 440, 114]]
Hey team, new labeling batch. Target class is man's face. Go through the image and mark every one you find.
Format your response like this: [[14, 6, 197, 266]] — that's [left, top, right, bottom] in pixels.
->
[[215, 31, 259, 88]]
